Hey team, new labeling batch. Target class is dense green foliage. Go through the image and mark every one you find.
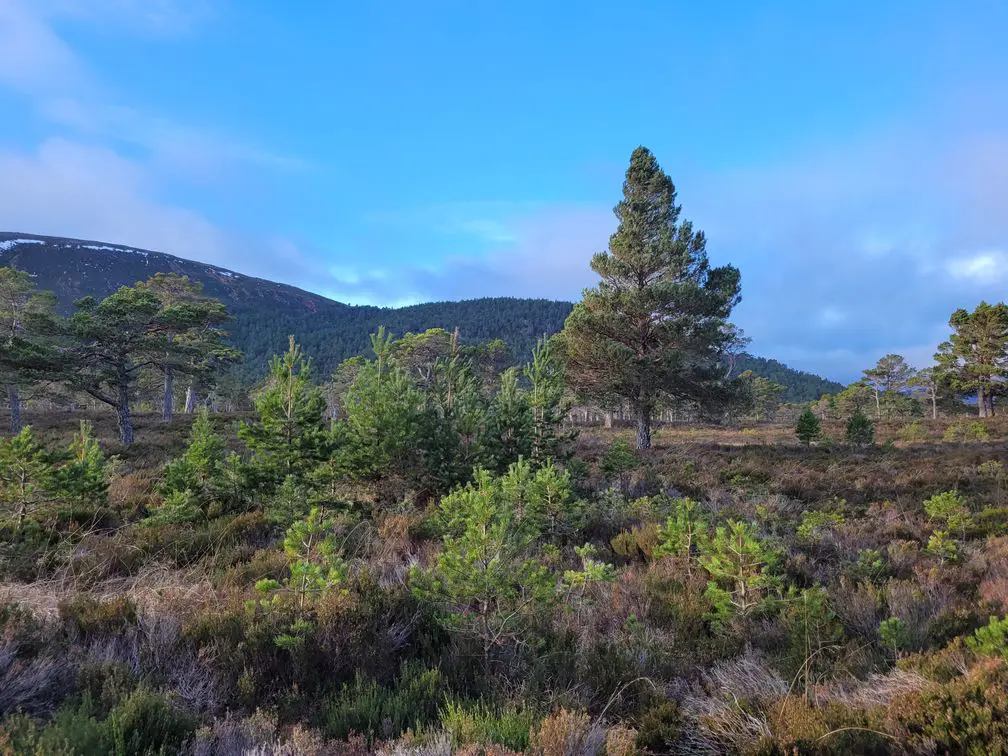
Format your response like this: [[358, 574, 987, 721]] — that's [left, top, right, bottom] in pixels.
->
[[846, 407, 876, 446], [559, 146, 741, 449], [936, 301, 1008, 418], [795, 406, 821, 445]]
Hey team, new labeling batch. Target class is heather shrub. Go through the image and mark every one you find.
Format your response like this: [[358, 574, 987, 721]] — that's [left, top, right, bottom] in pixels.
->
[[321, 663, 443, 741], [943, 421, 991, 443], [891, 659, 1008, 754], [634, 701, 681, 753], [529, 708, 605, 756], [610, 523, 660, 561], [898, 420, 927, 443], [59, 596, 138, 638], [604, 724, 639, 756]]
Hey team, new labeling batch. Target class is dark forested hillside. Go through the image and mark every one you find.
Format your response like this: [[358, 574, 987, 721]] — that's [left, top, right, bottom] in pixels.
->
[[0, 232, 338, 317], [0, 233, 570, 378], [233, 297, 575, 378], [1, 232, 839, 393], [734, 353, 843, 402]]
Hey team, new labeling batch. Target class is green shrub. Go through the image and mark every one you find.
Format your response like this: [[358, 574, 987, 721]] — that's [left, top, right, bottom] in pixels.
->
[[0, 689, 196, 756], [321, 663, 442, 741], [59, 596, 137, 638], [898, 421, 927, 443], [796, 510, 845, 544], [600, 439, 636, 492], [700, 519, 783, 625], [635, 701, 681, 753], [851, 548, 887, 582], [655, 497, 707, 568], [879, 616, 912, 656], [76, 663, 138, 719], [926, 529, 960, 564], [967, 616, 1008, 659], [0, 703, 105, 756], [924, 490, 972, 537], [104, 688, 198, 756], [944, 421, 991, 443], [440, 699, 539, 752]]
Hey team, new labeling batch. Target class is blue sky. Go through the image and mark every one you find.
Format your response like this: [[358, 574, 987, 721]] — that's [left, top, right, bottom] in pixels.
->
[[0, 1, 1006, 382]]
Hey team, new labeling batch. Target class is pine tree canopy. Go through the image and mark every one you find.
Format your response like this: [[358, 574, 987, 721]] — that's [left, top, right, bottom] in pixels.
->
[[559, 146, 741, 449]]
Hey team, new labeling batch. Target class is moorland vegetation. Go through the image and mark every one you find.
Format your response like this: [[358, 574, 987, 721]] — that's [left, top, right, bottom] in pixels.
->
[[0, 147, 1006, 755]]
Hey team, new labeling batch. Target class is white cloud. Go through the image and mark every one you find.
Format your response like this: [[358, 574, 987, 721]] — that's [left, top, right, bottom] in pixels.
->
[[0, 136, 339, 289], [40, 97, 310, 177], [0, 0, 303, 180], [0, 0, 86, 94], [816, 307, 846, 327], [0, 138, 228, 261], [946, 250, 1008, 283], [334, 204, 613, 305]]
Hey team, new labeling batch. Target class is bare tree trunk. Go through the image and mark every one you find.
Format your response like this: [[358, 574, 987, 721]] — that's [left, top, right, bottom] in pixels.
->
[[604, 410, 613, 429], [874, 389, 881, 420], [15, 498, 26, 533], [635, 404, 651, 451], [117, 380, 134, 445], [931, 390, 937, 420], [184, 383, 196, 414], [7, 384, 21, 434], [978, 386, 988, 418], [163, 366, 174, 422]]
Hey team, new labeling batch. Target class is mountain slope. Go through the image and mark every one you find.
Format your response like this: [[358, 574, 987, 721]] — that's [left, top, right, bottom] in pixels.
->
[[0, 232, 340, 317], [0, 232, 841, 399], [0, 232, 570, 377]]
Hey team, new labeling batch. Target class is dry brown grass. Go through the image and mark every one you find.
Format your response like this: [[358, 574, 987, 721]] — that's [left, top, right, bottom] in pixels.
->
[[0, 564, 222, 620]]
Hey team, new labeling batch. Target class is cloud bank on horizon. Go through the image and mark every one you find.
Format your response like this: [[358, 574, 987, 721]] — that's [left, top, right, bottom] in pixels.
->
[[0, 0, 1005, 383]]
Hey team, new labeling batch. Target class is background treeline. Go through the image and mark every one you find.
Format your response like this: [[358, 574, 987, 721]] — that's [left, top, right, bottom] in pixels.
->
[[0, 233, 840, 402], [229, 297, 574, 381]]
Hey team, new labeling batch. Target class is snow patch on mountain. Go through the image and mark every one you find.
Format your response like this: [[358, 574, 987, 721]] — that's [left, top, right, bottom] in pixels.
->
[[0, 238, 45, 251], [82, 244, 149, 258]]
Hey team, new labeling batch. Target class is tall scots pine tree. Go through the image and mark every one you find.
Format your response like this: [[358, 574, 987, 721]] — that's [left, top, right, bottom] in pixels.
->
[[136, 273, 238, 422], [560, 147, 741, 449], [935, 302, 1008, 418]]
